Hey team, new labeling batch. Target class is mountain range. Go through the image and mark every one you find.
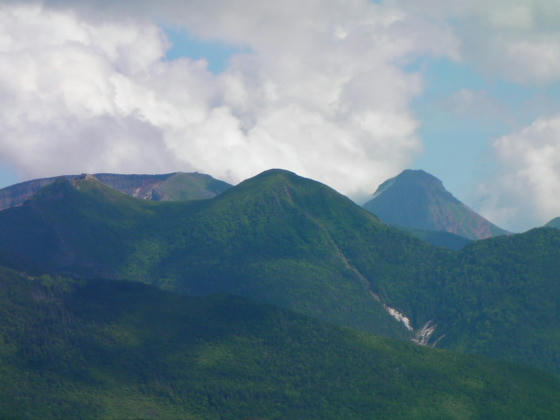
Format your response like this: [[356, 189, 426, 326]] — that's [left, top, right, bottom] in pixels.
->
[[1, 169, 559, 369], [0, 171, 231, 211], [0, 168, 559, 418]]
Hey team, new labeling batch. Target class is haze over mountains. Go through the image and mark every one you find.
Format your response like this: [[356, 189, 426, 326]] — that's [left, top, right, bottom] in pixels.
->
[[1, 168, 559, 418], [363, 169, 508, 241]]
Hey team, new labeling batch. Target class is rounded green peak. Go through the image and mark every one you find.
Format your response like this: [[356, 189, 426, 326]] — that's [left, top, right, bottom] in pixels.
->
[[237, 169, 303, 189], [255, 168, 298, 178]]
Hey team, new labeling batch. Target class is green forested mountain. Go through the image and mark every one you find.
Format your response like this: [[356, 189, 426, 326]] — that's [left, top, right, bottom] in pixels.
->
[[0, 171, 231, 211], [0, 171, 420, 339], [371, 228, 560, 373], [397, 227, 471, 250], [0, 170, 559, 375], [1, 267, 559, 420], [363, 169, 507, 240]]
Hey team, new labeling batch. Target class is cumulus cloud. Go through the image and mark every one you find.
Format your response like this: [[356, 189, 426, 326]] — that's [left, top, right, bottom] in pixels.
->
[[0, 1, 460, 198], [389, 0, 560, 84], [0, 4, 185, 175], [476, 115, 560, 230]]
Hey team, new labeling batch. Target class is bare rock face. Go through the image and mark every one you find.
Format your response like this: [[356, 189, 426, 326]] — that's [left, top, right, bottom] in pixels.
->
[[0, 172, 231, 211], [363, 169, 507, 240]]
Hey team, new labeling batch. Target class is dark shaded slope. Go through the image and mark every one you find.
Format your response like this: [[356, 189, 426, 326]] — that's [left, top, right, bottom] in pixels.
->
[[0, 171, 231, 211], [364, 169, 507, 240], [0, 176, 156, 277], [1, 267, 559, 420]]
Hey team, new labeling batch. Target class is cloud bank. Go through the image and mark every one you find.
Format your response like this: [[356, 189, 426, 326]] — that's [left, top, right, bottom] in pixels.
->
[[477, 115, 560, 230], [1, 0, 559, 230], [388, 0, 560, 84], [0, 1, 459, 199]]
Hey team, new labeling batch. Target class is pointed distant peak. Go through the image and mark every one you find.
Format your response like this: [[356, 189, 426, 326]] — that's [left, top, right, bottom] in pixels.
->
[[364, 168, 508, 240], [373, 169, 446, 199], [392, 169, 445, 188], [397, 169, 442, 182]]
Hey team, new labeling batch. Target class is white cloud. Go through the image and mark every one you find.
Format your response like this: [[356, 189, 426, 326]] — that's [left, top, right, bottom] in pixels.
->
[[477, 115, 560, 230], [0, 4, 185, 175], [0, 1, 458, 198], [388, 0, 560, 84]]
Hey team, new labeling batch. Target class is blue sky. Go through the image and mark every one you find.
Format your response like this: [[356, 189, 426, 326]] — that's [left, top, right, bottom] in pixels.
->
[[410, 58, 560, 204], [164, 26, 249, 74], [0, 164, 18, 189]]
